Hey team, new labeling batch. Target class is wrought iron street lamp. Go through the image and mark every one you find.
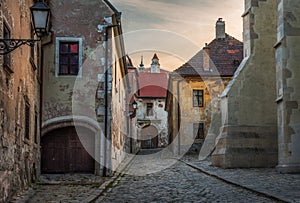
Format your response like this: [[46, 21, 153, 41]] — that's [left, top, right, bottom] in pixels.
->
[[0, 1, 50, 55], [132, 100, 137, 110]]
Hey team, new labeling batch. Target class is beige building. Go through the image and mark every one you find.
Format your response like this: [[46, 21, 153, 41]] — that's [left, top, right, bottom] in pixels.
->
[[0, 0, 41, 201], [41, 0, 130, 176], [165, 19, 243, 155], [212, 0, 300, 173]]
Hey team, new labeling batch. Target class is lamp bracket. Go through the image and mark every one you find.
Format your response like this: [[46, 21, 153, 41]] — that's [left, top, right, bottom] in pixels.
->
[[0, 38, 39, 55]]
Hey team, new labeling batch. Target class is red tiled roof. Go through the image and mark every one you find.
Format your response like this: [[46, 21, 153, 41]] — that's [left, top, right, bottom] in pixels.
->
[[138, 71, 169, 98], [152, 53, 159, 60], [175, 34, 243, 77]]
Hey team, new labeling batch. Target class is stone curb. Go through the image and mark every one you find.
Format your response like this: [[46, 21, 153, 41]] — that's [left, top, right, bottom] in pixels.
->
[[181, 160, 289, 203]]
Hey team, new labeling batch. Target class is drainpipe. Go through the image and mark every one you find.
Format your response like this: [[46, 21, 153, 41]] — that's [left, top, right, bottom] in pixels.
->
[[103, 22, 120, 177], [177, 79, 183, 156]]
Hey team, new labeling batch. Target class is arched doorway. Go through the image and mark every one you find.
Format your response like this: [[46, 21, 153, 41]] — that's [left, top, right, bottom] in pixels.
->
[[41, 126, 95, 173], [141, 125, 159, 149]]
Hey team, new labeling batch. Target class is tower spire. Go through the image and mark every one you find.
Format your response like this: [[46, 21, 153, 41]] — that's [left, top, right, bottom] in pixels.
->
[[139, 55, 145, 72]]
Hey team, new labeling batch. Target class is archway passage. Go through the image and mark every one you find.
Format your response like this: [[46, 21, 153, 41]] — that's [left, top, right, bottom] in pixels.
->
[[41, 126, 95, 173], [141, 125, 159, 149]]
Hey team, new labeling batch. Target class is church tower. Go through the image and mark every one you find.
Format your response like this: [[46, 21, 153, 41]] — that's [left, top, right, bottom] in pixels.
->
[[150, 53, 160, 73]]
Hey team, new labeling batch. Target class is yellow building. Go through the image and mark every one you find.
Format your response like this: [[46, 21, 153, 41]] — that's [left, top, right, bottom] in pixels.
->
[[165, 19, 243, 155]]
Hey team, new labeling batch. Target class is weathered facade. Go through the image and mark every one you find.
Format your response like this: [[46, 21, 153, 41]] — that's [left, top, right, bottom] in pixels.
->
[[275, 0, 300, 173], [137, 54, 169, 149], [165, 19, 243, 155], [126, 56, 140, 154], [0, 0, 40, 201], [41, 0, 130, 176], [212, 0, 300, 173], [212, 0, 278, 168]]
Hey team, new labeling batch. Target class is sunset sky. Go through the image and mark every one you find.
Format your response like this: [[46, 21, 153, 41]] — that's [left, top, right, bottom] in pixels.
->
[[110, 0, 244, 70]]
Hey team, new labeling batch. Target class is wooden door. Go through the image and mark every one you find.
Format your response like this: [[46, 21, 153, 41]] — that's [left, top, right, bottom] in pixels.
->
[[41, 126, 95, 173]]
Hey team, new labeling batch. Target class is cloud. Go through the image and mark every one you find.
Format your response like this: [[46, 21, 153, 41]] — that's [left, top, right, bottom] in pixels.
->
[[109, 0, 244, 69]]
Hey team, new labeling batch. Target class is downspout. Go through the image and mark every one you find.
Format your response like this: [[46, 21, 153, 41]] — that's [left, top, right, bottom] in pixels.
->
[[103, 27, 109, 177], [177, 79, 182, 156], [103, 14, 121, 177]]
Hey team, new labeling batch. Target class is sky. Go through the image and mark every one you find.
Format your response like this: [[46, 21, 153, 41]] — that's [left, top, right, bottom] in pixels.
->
[[109, 0, 244, 71]]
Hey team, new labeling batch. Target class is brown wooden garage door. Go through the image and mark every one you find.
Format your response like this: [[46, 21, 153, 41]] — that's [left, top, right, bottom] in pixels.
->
[[41, 126, 95, 173]]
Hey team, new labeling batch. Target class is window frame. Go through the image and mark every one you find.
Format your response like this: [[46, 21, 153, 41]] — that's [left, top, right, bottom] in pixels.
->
[[2, 22, 12, 73], [55, 37, 82, 77], [193, 89, 204, 107], [146, 103, 154, 116]]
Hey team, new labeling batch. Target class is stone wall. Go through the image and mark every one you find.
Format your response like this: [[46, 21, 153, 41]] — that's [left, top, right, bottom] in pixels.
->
[[0, 0, 40, 201], [212, 0, 278, 168], [276, 0, 300, 173]]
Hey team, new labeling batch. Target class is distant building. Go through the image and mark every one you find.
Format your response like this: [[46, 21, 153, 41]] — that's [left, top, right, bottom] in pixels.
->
[[165, 18, 243, 154], [137, 54, 169, 149], [0, 0, 40, 201]]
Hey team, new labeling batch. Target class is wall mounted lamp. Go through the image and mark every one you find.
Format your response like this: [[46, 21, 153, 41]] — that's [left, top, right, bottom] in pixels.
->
[[0, 1, 50, 55]]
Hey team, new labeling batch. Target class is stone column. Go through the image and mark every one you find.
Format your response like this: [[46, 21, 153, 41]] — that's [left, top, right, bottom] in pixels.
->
[[212, 0, 278, 168], [276, 0, 300, 173]]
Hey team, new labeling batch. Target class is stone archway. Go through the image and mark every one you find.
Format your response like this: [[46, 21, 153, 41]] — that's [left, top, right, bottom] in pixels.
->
[[141, 125, 159, 149], [41, 116, 99, 174]]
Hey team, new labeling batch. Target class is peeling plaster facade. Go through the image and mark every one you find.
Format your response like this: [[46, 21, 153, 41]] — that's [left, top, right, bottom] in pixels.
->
[[0, 0, 40, 201], [41, 0, 130, 176], [137, 98, 168, 148]]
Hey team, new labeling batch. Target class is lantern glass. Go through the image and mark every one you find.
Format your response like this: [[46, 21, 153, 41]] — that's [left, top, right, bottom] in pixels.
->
[[132, 101, 137, 109], [30, 2, 50, 36]]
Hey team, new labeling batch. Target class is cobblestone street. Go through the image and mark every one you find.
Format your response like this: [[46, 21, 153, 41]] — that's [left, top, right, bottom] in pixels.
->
[[11, 149, 300, 203], [96, 150, 280, 203]]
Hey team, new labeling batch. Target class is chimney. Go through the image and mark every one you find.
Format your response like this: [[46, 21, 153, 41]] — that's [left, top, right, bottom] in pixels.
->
[[216, 18, 225, 39], [203, 43, 210, 71]]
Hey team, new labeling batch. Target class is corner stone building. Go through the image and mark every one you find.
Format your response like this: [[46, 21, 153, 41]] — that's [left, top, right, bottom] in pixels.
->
[[212, 0, 300, 173], [0, 0, 40, 201]]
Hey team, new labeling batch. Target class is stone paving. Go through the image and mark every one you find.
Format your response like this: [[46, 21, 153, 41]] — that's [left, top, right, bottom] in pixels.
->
[[96, 150, 280, 203], [9, 174, 107, 203], [10, 149, 300, 203], [182, 154, 300, 203]]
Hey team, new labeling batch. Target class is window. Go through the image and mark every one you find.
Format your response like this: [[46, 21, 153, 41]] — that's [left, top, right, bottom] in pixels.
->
[[146, 103, 153, 116], [59, 42, 79, 75], [193, 90, 204, 107], [193, 123, 204, 139], [56, 37, 82, 76], [3, 23, 11, 71], [25, 101, 30, 140]]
